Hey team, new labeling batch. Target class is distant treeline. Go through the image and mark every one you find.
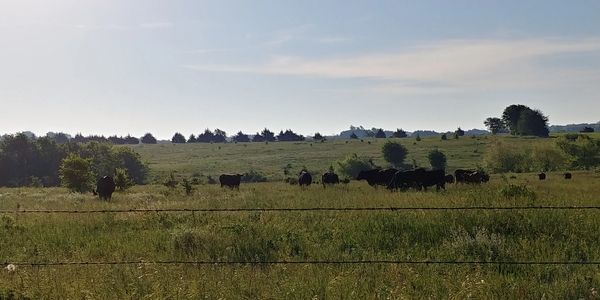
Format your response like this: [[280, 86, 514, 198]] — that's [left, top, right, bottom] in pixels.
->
[[0, 134, 148, 187]]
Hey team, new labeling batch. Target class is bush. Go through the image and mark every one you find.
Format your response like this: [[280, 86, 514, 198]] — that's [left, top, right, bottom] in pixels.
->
[[428, 149, 447, 170], [59, 154, 94, 193], [500, 184, 536, 202], [382, 141, 408, 168], [114, 168, 133, 190], [337, 154, 374, 179], [242, 170, 268, 183], [531, 144, 567, 172], [164, 172, 178, 189], [181, 178, 194, 195], [557, 136, 600, 170], [484, 140, 531, 173]]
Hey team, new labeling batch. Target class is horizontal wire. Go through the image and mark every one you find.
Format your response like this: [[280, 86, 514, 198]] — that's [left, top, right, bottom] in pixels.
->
[[1, 206, 600, 214]]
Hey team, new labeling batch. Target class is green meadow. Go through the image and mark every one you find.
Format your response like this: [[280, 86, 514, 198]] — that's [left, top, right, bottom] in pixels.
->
[[1, 135, 600, 298]]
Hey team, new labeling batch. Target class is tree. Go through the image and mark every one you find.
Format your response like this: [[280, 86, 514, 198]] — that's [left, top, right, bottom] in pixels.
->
[[484, 117, 507, 135], [502, 104, 530, 134], [581, 127, 595, 133], [375, 129, 386, 138], [171, 132, 186, 144], [336, 154, 374, 178], [349, 132, 358, 139], [313, 132, 324, 141], [455, 127, 465, 137], [415, 134, 421, 142], [261, 128, 276, 142], [252, 132, 265, 142], [381, 141, 408, 167], [59, 154, 94, 193], [197, 129, 215, 143], [441, 134, 447, 140], [113, 147, 148, 184], [428, 149, 447, 170], [392, 129, 408, 138], [187, 134, 197, 143], [141, 133, 157, 144], [213, 129, 227, 143], [232, 131, 250, 143], [277, 129, 304, 142], [124, 135, 139, 144], [516, 109, 549, 137], [114, 168, 133, 190]]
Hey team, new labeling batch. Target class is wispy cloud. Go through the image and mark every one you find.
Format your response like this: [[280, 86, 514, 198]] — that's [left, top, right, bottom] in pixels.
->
[[186, 37, 600, 94], [139, 22, 174, 29]]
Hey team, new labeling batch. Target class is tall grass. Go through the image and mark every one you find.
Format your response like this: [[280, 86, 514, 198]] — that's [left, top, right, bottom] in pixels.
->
[[1, 171, 599, 298]]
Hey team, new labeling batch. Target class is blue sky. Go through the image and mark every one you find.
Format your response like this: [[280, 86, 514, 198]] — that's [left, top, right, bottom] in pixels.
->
[[0, 0, 599, 139]]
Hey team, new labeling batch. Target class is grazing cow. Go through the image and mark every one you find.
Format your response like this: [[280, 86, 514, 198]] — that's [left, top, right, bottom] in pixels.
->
[[322, 172, 340, 187], [464, 172, 490, 184], [356, 168, 398, 187], [538, 173, 546, 180], [445, 174, 455, 184], [564, 172, 572, 180], [419, 169, 446, 191], [94, 176, 116, 200], [219, 174, 243, 189], [388, 168, 445, 191], [454, 169, 476, 184], [298, 171, 312, 187]]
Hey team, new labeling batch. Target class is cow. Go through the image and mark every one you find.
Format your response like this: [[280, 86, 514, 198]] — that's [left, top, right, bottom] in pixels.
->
[[564, 172, 572, 180], [298, 171, 312, 187], [538, 173, 546, 180], [94, 176, 116, 200], [388, 168, 445, 191], [454, 169, 476, 184], [219, 174, 243, 189], [322, 171, 340, 187], [418, 169, 446, 191], [464, 172, 490, 184], [445, 174, 455, 184], [356, 168, 398, 187]]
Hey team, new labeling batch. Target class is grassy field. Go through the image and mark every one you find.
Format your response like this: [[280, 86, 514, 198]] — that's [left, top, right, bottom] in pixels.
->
[[1, 134, 599, 298], [1, 170, 600, 298], [132, 135, 557, 182]]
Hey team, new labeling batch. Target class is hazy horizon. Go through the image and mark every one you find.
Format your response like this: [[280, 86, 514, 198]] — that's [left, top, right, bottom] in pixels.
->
[[1, 1, 599, 139]]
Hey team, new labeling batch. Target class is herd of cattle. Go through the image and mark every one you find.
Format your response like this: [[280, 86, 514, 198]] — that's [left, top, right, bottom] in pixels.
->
[[220, 168, 491, 191], [91, 169, 574, 200]]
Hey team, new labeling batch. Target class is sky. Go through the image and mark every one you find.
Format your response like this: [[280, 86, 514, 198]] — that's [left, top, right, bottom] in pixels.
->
[[0, 0, 599, 139]]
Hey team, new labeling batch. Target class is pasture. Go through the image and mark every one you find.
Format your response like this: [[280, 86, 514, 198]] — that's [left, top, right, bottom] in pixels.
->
[[1, 171, 600, 298], [132, 135, 553, 182]]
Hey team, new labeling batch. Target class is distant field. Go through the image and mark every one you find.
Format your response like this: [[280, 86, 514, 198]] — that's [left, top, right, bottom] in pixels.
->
[[1, 171, 600, 298], [131, 135, 558, 182]]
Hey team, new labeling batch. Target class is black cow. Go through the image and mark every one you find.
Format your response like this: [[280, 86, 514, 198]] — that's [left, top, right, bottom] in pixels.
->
[[564, 172, 572, 180], [454, 169, 476, 184], [219, 174, 243, 189], [445, 174, 455, 184], [298, 171, 312, 187], [464, 172, 490, 184], [388, 168, 445, 191], [322, 172, 340, 187], [356, 168, 397, 187], [538, 173, 546, 180], [94, 176, 116, 200]]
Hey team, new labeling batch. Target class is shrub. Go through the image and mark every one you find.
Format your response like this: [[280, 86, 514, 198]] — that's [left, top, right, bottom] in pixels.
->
[[242, 170, 268, 183], [500, 184, 536, 202], [483, 140, 531, 173], [181, 178, 194, 195], [164, 172, 178, 189], [382, 141, 408, 168], [557, 136, 600, 170], [531, 144, 567, 172], [59, 154, 94, 193], [337, 154, 374, 179], [428, 149, 447, 170], [114, 168, 133, 190]]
